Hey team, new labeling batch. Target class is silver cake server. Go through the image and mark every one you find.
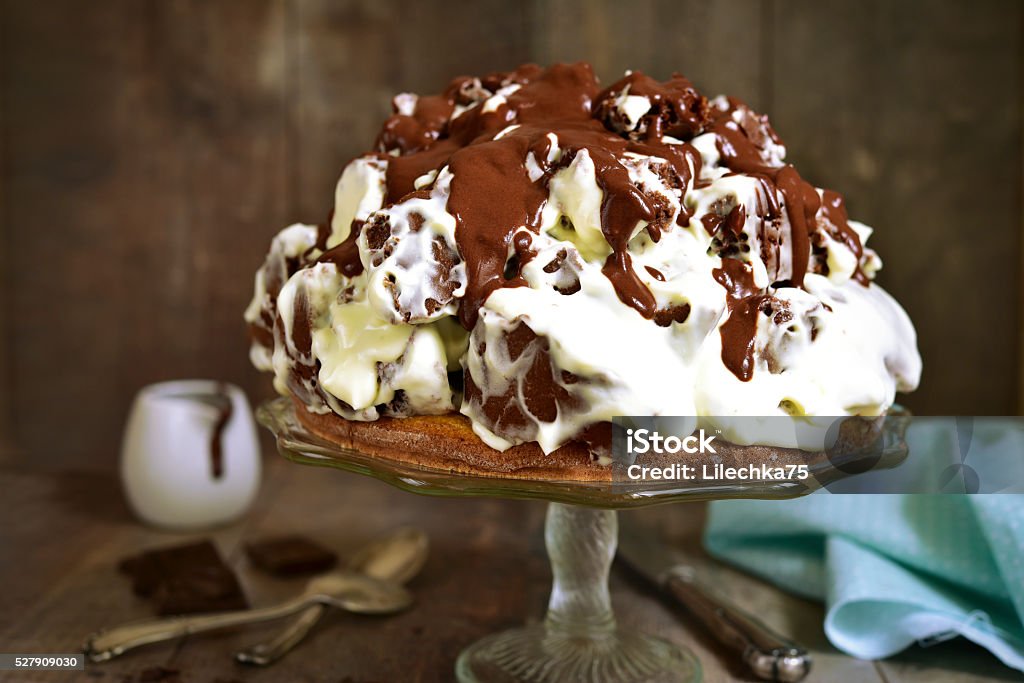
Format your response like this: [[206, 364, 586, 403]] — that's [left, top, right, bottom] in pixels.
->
[[618, 519, 811, 682]]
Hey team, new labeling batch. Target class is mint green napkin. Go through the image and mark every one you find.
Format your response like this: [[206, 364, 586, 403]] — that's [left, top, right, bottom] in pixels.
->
[[704, 422, 1024, 672]]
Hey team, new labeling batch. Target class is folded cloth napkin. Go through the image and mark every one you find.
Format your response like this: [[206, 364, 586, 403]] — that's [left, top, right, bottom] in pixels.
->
[[704, 419, 1024, 672]]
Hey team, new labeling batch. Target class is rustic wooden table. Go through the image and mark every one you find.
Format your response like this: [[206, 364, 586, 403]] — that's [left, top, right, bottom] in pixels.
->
[[0, 454, 1019, 683]]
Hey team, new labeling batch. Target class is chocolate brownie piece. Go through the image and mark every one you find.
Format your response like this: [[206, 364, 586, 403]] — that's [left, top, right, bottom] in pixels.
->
[[245, 535, 337, 576], [119, 540, 248, 615]]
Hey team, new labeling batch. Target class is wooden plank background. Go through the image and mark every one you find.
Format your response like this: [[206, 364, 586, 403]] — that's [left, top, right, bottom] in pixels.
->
[[1, 0, 1021, 469]]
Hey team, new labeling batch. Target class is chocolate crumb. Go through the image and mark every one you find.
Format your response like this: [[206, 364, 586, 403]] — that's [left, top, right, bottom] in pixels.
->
[[653, 303, 691, 327], [364, 215, 391, 250]]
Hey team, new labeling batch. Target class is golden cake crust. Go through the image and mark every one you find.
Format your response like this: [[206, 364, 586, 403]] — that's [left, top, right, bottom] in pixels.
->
[[291, 396, 866, 483], [293, 396, 605, 480]]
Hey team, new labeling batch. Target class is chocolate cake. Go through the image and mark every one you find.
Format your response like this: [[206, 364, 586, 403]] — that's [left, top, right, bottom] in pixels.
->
[[245, 62, 920, 477]]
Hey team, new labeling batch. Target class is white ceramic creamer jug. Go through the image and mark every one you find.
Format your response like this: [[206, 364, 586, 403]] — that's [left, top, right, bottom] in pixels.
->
[[121, 380, 261, 529]]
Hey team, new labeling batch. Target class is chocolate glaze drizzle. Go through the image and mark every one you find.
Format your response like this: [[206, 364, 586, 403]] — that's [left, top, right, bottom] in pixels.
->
[[170, 386, 234, 480], [308, 63, 873, 383], [703, 98, 871, 379], [316, 227, 365, 278], [819, 189, 868, 285], [370, 63, 708, 328], [712, 259, 766, 382], [207, 386, 233, 479], [707, 98, 820, 288]]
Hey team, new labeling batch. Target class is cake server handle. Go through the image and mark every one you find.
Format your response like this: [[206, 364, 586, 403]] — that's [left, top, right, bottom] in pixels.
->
[[663, 567, 811, 682]]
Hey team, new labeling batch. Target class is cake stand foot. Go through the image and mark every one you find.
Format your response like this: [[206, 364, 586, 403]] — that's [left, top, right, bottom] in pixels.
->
[[456, 503, 700, 683]]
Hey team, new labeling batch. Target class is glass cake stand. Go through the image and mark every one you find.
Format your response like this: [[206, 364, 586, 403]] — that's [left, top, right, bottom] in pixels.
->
[[258, 398, 911, 683]]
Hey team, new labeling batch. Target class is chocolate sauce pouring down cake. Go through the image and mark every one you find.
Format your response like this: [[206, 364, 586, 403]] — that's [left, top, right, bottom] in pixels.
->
[[245, 62, 921, 461]]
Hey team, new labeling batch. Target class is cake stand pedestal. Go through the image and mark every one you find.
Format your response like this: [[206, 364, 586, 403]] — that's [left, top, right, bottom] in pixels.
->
[[258, 398, 909, 683], [455, 502, 697, 682]]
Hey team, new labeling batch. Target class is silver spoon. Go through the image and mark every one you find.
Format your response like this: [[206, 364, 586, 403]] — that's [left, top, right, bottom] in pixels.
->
[[83, 570, 411, 662], [236, 527, 429, 666]]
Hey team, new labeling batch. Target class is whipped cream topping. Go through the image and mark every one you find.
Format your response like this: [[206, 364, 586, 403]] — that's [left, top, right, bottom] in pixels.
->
[[246, 63, 921, 455]]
